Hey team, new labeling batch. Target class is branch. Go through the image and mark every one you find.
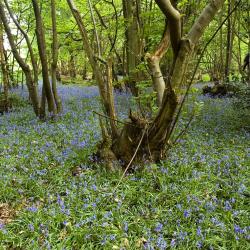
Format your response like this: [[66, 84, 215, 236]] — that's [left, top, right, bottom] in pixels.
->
[[155, 0, 181, 55], [188, 0, 225, 44], [154, 21, 170, 58]]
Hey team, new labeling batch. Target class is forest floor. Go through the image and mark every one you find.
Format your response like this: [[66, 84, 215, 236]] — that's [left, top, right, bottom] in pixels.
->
[[0, 84, 249, 249]]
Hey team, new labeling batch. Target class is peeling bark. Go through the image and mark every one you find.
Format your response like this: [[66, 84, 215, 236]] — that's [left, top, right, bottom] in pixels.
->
[[146, 24, 170, 106]]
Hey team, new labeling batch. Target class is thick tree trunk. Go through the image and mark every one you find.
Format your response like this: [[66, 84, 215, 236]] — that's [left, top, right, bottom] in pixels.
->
[[112, 0, 226, 165]]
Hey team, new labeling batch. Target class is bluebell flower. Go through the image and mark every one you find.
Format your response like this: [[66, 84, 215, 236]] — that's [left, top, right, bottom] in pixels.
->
[[224, 200, 232, 211], [28, 223, 35, 232], [123, 221, 128, 232], [156, 234, 167, 249], [197, 226, 202, 237], [110, 234, 116, 240], [27, 205, 38, 212], [184, 209, 191, 218], [170, 238, 176, 247], [196, 241, 203, 249], [154, 222, 163, 233]]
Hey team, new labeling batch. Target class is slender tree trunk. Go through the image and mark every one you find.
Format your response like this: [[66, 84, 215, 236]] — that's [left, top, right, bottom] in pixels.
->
[[0, 1, 40, 116], [67, 0, 116, 121], [0, 21, 8, 109], [51, 0, 62, 113], [122, 0, 143, 95], [88, 0, 101, 57], [69, 53, 76, 78], [32, 0, 56, 116], [4, 0, 38, 84], [225, 0, 235, 81]]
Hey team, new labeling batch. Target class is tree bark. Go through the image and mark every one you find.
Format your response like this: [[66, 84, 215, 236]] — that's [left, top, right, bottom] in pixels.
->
[[224, 0, 235, 81], [146, 24, 170, 106]]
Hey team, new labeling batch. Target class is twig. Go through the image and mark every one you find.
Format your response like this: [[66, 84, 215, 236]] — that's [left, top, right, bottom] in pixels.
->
[[113, 127, 147, 193], [172, 112, 195, 146], [93, 110, 140, 128]]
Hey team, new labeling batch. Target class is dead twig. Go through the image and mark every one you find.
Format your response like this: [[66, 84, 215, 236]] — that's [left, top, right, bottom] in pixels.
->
[[113, 126, 147, 193]]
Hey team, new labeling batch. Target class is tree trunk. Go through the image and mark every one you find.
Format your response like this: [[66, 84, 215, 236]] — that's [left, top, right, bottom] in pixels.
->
[[32, 0, 56, 115], [122, 0, 143, 96], [68, 0, 226, 167], [113, 0, 226, 165], [67, 0, 116, 121], [0, 21, 9, 109], [51, 0, 62, 113], [225, 0, 235, 81], [0, 1, 40, 116], [69, 53, 76, 78], [4, 0, 38, 84], [146, 24, 170, 106]]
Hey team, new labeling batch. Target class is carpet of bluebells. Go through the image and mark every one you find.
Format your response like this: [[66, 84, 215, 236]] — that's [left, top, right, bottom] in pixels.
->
[[0, 84, 249, 249]]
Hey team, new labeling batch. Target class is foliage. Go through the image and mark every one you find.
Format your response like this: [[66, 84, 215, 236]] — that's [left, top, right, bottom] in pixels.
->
[[233, 83, 250, 128], [0, 85, 249, 249]]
